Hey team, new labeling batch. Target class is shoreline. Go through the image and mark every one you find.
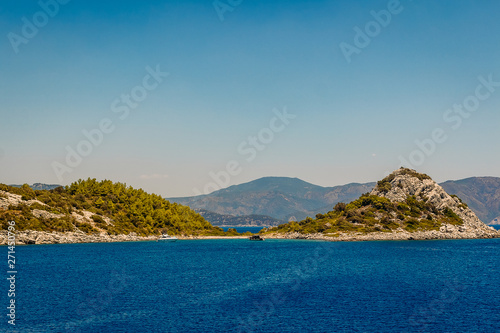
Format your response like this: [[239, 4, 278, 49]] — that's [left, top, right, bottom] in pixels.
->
[[1, 228, 499, 245], [264, 229, 500, 242]]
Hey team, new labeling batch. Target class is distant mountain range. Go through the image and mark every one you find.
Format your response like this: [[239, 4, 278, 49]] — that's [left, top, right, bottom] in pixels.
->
[[195, 209, 283, 227], [169, 177, 375, 224], [9, 177, 500, 227], [440, 177, 500, 225], [169, 176, 500, 226], [10, 183, 61, 191]]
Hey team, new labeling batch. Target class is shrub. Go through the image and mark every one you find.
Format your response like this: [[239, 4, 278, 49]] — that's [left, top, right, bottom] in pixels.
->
[[404, 218, 419, 232], [334, 202, 347, 212], [397, 203, 410, 211], [443, 207, 462, 224], [377, 180, 392, 193], [20, 184, 36, 201], [398, 168, 432, 180], [91, 215, 106, 224]]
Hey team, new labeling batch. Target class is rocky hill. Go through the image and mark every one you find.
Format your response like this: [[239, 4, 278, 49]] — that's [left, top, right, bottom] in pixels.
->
[[263, 168, 499, 241], [0, 180, 229, 245], [171, 176, 500, 226]]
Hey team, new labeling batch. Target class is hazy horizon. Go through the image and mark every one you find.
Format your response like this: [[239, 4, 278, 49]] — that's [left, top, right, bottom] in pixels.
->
[[2, 0, 499, 197], [5, 170, 500, 200]]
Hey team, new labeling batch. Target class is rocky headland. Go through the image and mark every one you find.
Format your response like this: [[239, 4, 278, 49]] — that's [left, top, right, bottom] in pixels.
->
[[262, 168, 500, 241]]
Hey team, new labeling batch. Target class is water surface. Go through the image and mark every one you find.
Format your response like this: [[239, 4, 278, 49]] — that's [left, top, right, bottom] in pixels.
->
[[221, 226, 266, 233], [5, 238, 500, 332]]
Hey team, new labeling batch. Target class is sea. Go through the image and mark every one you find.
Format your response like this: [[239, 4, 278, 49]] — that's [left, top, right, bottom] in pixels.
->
[[221, 226, 266, 233], [3, 235, 500, 332]]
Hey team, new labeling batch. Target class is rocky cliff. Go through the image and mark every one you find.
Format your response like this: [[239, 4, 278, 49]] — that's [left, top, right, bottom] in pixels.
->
[[370, 168, 498, 238]]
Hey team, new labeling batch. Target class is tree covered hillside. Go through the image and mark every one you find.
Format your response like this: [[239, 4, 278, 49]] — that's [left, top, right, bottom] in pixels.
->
[[0, 179, 226, 236]]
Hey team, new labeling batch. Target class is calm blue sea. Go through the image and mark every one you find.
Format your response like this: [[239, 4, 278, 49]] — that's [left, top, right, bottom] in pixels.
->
[[3, 238, 500, 333], [221, 226, 266, 233]]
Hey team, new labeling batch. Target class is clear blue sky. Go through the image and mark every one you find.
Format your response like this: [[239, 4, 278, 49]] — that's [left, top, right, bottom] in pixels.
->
[[1, 0, 499, 197]]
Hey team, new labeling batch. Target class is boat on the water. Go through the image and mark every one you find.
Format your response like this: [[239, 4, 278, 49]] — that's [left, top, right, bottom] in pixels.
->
[[157, 233, 178, 242], [249, 235, 264, 241]]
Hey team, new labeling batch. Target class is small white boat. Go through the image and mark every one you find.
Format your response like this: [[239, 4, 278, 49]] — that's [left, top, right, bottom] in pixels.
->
[[157, 233, 178, 242]]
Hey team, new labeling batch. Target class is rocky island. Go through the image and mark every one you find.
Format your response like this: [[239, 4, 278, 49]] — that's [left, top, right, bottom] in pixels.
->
[[0, 179, 236, 245], [262, 168, 499, 241], [1, 169, 498, 245]]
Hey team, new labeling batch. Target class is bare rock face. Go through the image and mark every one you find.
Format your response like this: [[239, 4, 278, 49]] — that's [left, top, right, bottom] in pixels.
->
[[371, 168, 498, 237], [0, 190, 47, 210], [32, 209, 65, 220]]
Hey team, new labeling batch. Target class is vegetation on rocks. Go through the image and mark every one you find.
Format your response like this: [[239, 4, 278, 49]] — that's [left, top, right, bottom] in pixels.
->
[[0, 179, 228, 236], [263, 169, 465, 236], [263, 193, 463, 235]]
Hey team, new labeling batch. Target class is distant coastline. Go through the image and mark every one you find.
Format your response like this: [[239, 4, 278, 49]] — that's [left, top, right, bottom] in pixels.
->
[[2, 169, 499, 245], [2, 228, 499, 246]]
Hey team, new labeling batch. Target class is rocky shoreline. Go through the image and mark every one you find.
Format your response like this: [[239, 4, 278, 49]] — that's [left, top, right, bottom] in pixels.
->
[[1, 226, 499, 245], [265, 228, 500, 242], [0, 230, 254, 245], [0, 230, 158, 245]]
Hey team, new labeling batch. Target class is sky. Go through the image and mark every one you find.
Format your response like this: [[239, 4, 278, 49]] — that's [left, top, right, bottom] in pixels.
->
[[1, 0, 499, 197]]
